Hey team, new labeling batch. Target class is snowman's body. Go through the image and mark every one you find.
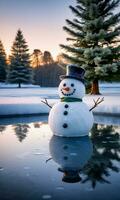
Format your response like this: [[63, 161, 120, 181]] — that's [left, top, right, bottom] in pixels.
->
[[49, 101, 93, 137], [48, 77, 94, 137]]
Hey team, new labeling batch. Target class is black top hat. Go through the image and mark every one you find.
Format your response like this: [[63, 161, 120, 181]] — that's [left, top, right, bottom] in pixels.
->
[[60, 64, 85, 83], [58, 168, 82, 183]]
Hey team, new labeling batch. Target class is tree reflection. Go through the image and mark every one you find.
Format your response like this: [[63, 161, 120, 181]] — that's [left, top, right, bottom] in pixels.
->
[[0, 125, 6, 133], [34, 123, 41, 128], [13, 124, 30, 142], [82, 124, 120, 188]]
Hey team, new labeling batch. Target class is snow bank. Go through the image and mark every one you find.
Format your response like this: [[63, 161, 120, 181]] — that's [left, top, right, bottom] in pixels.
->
[[0, 94, 120, 117], [0, 97, 56, 116], [0, 84, 120, 117], [0, 86, 58, 116], [0, 83, 40, 88], [83, 94, 120, 116], [94, 114, 120, 125], [100, 82, 120, 88]]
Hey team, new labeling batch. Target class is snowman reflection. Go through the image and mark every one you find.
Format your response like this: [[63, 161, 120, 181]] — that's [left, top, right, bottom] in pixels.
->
[[42, 64, 103, 137], [49, 135, 93, 183]]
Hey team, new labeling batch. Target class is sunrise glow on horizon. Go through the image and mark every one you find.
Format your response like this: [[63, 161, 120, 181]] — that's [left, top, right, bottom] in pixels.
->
[[0, 0, 76, 59]]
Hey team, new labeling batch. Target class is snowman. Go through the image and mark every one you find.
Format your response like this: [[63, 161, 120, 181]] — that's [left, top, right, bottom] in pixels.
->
[[42, 64, 104, 137]]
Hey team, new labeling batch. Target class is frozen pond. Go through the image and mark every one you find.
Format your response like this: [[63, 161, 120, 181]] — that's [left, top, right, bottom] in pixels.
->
[[0, 116, 120, 200]]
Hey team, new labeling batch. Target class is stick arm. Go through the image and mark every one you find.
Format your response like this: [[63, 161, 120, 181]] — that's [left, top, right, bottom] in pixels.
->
[[89, 97, 104, 112], [41, 98, 52, 109]]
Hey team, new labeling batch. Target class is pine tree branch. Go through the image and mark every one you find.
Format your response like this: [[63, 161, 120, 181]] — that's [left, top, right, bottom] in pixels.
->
[[69, 5, 82, 16], [101, 0, 120, 15], [98, 0, 111, 12], [105, 30, 120, 42], [114, 25, 120, 32], [66, 19, 83, 31], [60, 44, 84, 54], [76, 0, 87, 6], [111, 45, 120, 53], [63, 26, 84, 38], [103, 13, 120, 30], [66, 37, 77, 41], [61, 53, 84, 64], [69, 5, 87, 20], [76, 5, 85, 12], [98, 1, 110, 15], [73, 18, 85, 25]]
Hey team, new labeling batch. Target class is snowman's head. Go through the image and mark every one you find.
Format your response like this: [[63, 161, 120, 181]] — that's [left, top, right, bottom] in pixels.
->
[[58, 78, 85, 99]]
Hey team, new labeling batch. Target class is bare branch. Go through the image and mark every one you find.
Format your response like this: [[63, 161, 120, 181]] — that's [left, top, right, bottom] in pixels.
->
[[46, 157, 52, 163], [93, 99, 96, 104], [89, 97, 104, 111], [41, 98, 52, 108]]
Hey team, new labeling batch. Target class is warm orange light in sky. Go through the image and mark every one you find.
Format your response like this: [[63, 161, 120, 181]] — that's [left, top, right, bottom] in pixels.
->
[[1, 0, 120, 59], [0, 0, 75, 59], [2, 25, 66, 59]]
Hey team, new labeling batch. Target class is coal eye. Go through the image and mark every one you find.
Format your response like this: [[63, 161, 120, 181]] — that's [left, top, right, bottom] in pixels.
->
[[71, 83, 74, 87], [63, 83, 66, 87]]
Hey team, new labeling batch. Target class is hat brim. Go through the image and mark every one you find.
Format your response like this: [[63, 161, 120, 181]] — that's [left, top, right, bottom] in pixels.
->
[[62, 175, 81, 183], [60, 75, 84, 83]]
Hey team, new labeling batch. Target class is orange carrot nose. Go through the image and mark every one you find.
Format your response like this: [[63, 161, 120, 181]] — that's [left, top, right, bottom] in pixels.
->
[[63, 87, 70, 91]]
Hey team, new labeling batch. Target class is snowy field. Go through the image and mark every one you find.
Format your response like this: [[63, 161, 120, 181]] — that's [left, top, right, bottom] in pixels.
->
[[0, 83, 120, 118]]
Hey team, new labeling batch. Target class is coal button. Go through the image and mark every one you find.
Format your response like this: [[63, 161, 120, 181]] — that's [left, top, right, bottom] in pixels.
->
[[63, 145, 68, 150], [63, 156, 68, 160], [63, 123, 68, 128], [65, 104, 69, 108], [64, 111, 68, 115]]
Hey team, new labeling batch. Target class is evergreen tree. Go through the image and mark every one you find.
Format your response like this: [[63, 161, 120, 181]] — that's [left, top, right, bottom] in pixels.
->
[[7, 29, 32, 88], [60, 0, 120, 94], [0, 40, 7, 82]]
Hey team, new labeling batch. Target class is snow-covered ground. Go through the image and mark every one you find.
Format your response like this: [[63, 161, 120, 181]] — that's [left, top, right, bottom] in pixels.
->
[[0, 83, 120, 118], [0, 83, 40, 88]]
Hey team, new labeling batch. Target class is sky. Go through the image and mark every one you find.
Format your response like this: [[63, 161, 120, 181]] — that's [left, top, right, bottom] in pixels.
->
[[0, 0, 76, 58], [0, 0, 120, 59]]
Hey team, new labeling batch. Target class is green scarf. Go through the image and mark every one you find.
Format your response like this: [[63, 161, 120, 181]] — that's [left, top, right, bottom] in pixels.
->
[[61, 97, 82, 102]]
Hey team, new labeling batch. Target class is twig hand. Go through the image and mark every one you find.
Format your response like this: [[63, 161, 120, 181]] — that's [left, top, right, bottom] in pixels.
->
[[41, 98, 52, 108], [46, 157, 52, 163], [89, 97, 104, 111]]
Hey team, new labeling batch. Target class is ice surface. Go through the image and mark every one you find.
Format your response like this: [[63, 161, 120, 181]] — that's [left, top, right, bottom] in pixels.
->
[[42, 195, 52, 199]]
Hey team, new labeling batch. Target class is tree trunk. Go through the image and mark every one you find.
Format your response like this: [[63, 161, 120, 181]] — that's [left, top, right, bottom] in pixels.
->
[[90, 79, 100, 95], [18, 82, 21, 88]]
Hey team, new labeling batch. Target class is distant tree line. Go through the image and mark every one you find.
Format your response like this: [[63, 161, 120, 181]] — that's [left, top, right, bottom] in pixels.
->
[[34, 63, 65, 87], [31, 49, 54, 67], [31, 48, 65, 86], [0, 29, 65, 88]]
